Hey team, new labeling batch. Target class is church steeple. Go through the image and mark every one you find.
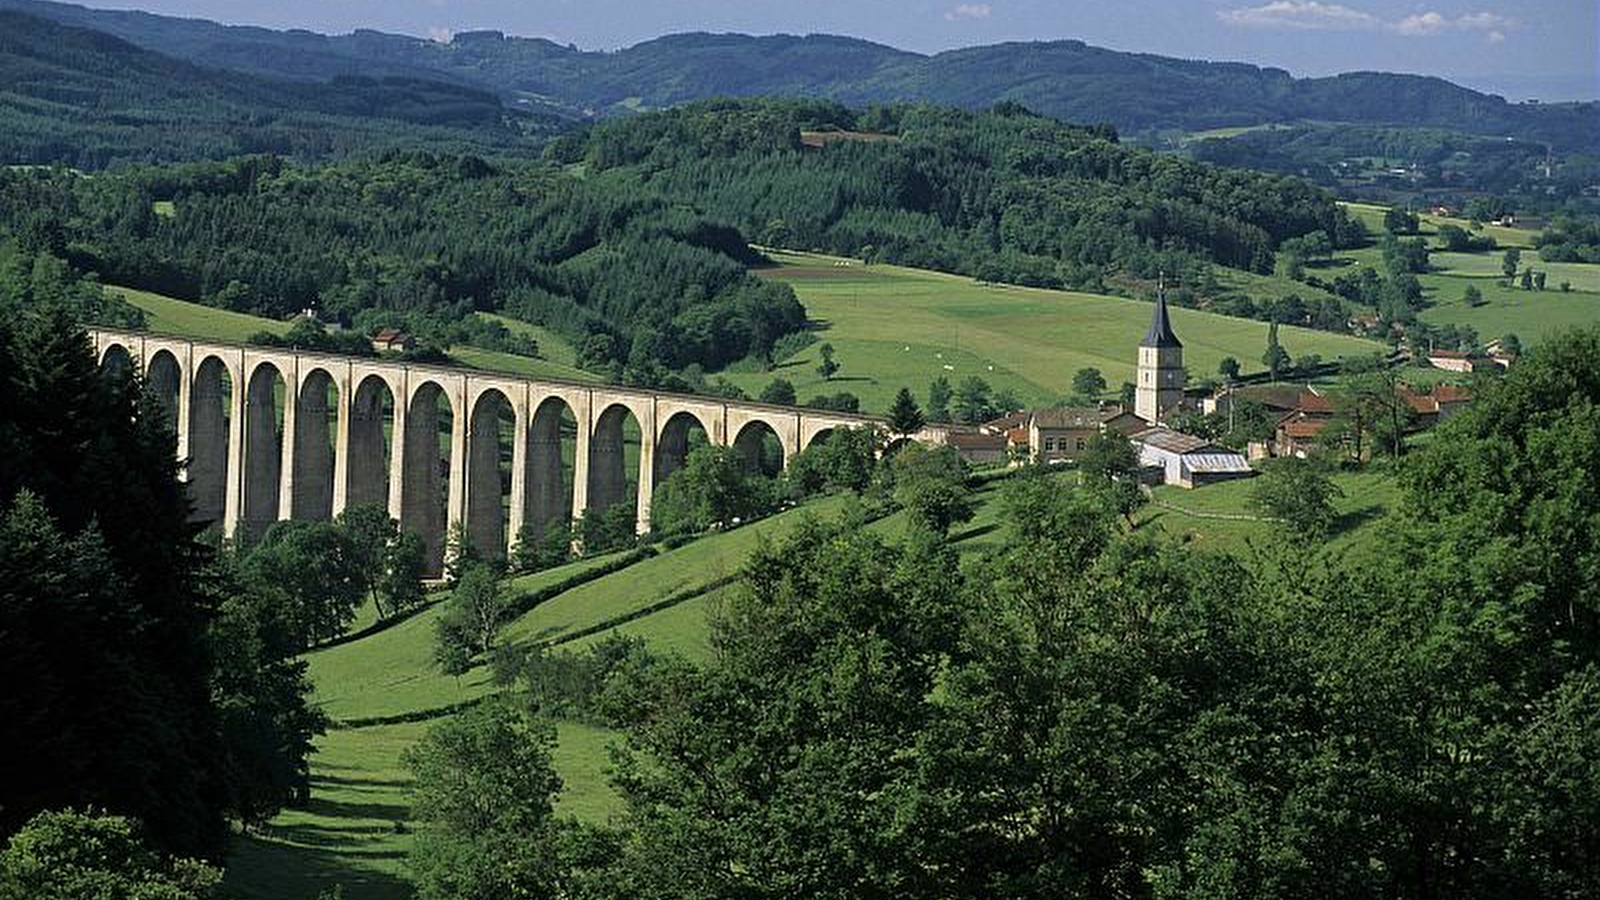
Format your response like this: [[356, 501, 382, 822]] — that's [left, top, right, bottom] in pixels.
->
[[1134, 277, 1185, 424], [1141, 282, 1182, 349]]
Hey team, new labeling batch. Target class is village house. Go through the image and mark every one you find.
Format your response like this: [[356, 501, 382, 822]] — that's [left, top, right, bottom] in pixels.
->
[[1426, 348, 1493, 373], [1399, 383, 1473, 428], [1028, 406, 1109, 464], [1132, 426, 1253, 489], [945, 431, 1010, 467], [1270, 390, 1337, 457], [371, 327, 416, 353]]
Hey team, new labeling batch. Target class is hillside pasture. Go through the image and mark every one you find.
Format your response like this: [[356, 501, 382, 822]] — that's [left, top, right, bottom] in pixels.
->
[[112, 285, 287, 342], [744, 251, 1379, 412]]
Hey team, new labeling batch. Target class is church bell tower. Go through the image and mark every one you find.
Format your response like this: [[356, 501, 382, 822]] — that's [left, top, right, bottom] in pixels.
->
[[1135, 283, 1184, 424]]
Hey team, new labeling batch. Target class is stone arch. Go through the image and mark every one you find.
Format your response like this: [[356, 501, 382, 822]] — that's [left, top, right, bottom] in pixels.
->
[[291, 368, 338, 522], [402, 380, 455, 575], [241, 361, 286, 540], [804, 426, 837, 451], [187, 355, 233, 527], [653, 410, 712, 489], [733, 419, 786, 477], [466, 388, 516, 561], [524, 395, 577, 544], [99, 343, 134, 380], [146, 349, 181, 432], [586, 403, 642, 525], [348, 374, 396, 514]]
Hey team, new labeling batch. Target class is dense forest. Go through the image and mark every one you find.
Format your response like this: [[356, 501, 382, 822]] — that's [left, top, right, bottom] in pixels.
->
[[568, 99, 1364, 293]]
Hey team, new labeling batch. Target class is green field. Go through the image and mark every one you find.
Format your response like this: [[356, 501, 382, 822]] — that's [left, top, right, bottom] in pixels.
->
[[1139, 467, 1402, 554], [113, 285, 288, 342], [1327, 205, 1600, 349], [738, 251, 1379, 413], [109, 286, 604, 383], [227, 494, 853, 899]]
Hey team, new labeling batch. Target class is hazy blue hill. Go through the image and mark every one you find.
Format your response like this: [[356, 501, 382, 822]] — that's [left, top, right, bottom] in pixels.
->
[[0, 10, 552, 167], [3, 0, 1590, 152]]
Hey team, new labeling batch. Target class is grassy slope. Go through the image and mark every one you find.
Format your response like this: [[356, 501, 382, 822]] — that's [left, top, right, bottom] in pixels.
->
[[738, 250, 1379, 413], [227, 494, 852, 900], [112, 285, 288, 342], [1337, 203, 1600, 346]]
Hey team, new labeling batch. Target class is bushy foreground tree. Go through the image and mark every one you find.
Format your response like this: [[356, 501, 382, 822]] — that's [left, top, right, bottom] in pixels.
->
[[0, 809, 221, 900], [0, 306, 324, 860]]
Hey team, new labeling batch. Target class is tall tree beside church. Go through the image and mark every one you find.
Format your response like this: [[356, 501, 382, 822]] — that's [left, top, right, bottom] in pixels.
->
[[1262, 321, 1290, 381]]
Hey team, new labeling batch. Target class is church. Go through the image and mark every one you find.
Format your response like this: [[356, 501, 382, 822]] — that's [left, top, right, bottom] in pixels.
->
[[1134, 285, 1185, 424], [1128, 288, 1254, 487]]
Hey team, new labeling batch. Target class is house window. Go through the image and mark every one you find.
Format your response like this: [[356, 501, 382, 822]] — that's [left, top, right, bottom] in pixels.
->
[[1076, 438, 1086, 451], [1043, 438, 1056, 452]]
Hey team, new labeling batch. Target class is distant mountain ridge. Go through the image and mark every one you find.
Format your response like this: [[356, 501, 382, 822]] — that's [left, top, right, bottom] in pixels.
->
[[1, 0, 1593, 151], [0, 10, 545, 167]]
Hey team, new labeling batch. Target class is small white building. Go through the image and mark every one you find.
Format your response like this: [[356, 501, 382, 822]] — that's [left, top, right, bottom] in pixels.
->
[[1132, 426, 1254, 489]]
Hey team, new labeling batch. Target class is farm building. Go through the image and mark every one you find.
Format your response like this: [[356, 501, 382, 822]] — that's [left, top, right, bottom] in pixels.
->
[[946, 432, 1010, 466], [1426, 349, 1493, 373], [371, 327, 416, 353], [1132, 426, 1254, 489]]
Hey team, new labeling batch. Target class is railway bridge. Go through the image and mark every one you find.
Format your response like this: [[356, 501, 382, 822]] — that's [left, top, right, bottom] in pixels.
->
[[90, 329, 945, 573]]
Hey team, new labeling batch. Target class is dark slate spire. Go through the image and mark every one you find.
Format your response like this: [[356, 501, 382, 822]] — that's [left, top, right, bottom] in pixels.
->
[[1141, 281, 1182, 349]]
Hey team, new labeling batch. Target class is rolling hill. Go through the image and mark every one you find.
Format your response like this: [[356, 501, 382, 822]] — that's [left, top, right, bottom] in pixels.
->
[[2, 0, 1592, 151], [0, 9, 549, 167]]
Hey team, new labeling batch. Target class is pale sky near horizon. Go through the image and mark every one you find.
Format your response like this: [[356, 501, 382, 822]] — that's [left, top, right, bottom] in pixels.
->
[[74, 0, 1599, 100]]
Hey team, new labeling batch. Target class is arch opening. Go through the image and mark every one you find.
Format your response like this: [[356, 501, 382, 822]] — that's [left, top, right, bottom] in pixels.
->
[[241, 362, 286, 542], [401, 381, 454, 576], [347, 375, 395, 515], [187, 357, 233, 529], [734, 420, 786, 478], [146, 350, 181, 433], [805, 427, 836, 452], [291, 369, 338, 522], [466, 390, 516, 562], [522, 396, 578, 552], [585, 403, 642, 549], [652, 411, 711, 489], [100, 344, 133, 381]]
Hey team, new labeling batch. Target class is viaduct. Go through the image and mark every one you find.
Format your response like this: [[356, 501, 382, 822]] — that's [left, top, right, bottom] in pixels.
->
[[89, 329, 945, 573]]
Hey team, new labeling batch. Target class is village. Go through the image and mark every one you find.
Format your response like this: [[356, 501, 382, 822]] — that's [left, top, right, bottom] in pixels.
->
[[941, 288, 1486, 487]]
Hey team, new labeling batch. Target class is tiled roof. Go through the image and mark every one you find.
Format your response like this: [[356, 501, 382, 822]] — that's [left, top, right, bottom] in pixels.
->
[[948, 432, 1008, 450], [1132, 426, 1217, 455], [1297, 392, 1335, 415], [1281, 419, 1327, 439], [981, 411, 1030, 432], [1031, 407, 1106, 430]]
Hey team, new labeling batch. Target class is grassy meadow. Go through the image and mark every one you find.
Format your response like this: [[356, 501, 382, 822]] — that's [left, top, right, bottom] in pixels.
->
[[1336, 202, 1600, 346], [739, 250, 1379, 414], [112, 285, 289, 342]]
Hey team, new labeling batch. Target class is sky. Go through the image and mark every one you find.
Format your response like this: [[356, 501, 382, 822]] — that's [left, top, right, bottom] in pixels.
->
[[82, 0, 1598, 100]]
